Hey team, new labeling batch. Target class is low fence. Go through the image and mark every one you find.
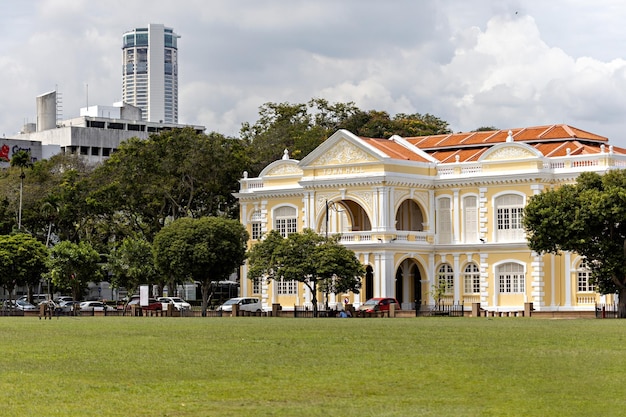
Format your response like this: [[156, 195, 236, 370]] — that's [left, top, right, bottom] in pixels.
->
[[4, 302, 623, 319], [416, 303, 465, 317], [595, 303, 621, 318]]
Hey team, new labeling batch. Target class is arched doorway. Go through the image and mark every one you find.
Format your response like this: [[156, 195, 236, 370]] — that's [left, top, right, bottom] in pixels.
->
[[395, 258, 423, 310], [411, 263, 422, 308]]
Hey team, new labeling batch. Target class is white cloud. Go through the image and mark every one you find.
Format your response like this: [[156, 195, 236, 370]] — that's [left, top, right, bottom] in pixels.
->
[[2, 0, 626, 148]]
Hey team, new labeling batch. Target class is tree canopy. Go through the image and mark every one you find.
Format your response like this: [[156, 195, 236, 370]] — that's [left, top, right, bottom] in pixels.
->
[[523, 170, 626, 316], [106, 236, 158, 300], [153, 216, 249, 315], [47, 240, 103, 302], [247, 229, 364, 317], [86, 127, 248, 242], [0, 233, 48, 303], [241, 99, 451, 176]]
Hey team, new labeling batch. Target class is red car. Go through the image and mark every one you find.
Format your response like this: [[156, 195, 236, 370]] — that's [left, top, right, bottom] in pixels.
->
[[126, 296, 163, 311], [358, 297, 401, 313]]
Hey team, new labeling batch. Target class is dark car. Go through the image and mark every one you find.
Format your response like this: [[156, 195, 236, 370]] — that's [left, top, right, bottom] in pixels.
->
[[358, 297, 401, 313]]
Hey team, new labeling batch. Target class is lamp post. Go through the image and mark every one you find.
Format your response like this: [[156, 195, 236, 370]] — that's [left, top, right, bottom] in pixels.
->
[[325, 200, 329, 239]]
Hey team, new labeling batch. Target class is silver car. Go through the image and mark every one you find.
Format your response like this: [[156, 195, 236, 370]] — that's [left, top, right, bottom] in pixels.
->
[[218, 297, 262, 313]]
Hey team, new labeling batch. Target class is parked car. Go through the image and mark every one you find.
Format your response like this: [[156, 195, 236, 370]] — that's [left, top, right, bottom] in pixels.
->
[[79, 301, 112, 312], [126, 296, 163, 311], [358, 297, 401, 313], [18, 294, 49, 305], [15, 299, 38, 311], [157, 297, 191, 311], [58, 300, 81, 313], [218, 297, 262, 313], [54, 296, 74, 304]]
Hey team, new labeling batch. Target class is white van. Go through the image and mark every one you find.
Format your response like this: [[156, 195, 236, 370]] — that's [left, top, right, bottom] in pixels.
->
[[218, 297, 262, 313]]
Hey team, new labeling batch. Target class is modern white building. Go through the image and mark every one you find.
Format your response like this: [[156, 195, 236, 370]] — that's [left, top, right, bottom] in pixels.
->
[[122, 24, 180, 124], [13, 91, 204, 165]]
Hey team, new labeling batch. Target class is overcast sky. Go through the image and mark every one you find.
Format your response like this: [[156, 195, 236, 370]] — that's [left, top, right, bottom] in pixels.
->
[[2, 0, 626, 148]]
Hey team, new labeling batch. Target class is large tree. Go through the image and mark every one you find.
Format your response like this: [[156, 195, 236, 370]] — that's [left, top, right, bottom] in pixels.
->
[[153, 216, 248, 316], [106, 236, 158, 301], [0, 153, 94, 244], [523, 170, 626, 316], [241, 99, 452, 176], [88, 128, 247, 241], [0, 233, 48, 305], [247, 229, 364, 317], [47, 240, 103, 302]]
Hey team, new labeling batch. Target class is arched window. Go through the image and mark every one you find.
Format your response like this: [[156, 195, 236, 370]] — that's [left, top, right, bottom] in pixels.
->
[[463, 262, 480, 294], [497, 263, 525, 293], [437, 263, 454, 293], [577, 261, 595, 292], [463, 196, 478, 243], [396, 200, 424, 231], [495, 194, 524, 242], [251, 210, 263, 240], [437, 197, 452, 244], [274, 206, 297, 237]]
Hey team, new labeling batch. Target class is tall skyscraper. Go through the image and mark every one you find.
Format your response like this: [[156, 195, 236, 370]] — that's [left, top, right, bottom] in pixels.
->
[[122, 24, 180, 123]]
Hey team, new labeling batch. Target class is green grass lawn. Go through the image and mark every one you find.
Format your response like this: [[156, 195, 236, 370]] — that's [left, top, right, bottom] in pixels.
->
[[1, 316, 625, 416]]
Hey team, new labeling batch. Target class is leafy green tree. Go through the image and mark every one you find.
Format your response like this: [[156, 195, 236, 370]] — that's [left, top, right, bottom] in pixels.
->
[[88, 128, 247, 241], [241, 100, 452, 175], [0, 233, 48, 305], [523, 170, 626, 316], [106, 236, 158, 300], [47, 241, 103, 302], [247, 229, 364, 317], [0, 153, 94, 244], [153, 217, 248, 316]]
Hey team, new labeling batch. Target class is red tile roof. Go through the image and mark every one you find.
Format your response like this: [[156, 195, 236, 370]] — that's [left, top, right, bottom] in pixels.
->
[[357, 124, 625, 163], [360, 137, 431, 162]]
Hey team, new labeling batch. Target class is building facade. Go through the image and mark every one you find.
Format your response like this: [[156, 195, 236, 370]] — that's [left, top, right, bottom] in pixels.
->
[[13, 92, 204, 165], [236, 125, 624, 314], [122, 24, 180, 124]]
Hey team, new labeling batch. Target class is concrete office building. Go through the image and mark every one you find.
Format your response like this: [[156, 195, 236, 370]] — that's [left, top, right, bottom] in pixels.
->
[[122, 24, 180, 124], [14, 91, 204, 165]]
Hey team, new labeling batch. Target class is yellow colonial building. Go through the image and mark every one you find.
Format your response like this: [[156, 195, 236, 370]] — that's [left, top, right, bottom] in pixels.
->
[[235, 125, 625, 314]]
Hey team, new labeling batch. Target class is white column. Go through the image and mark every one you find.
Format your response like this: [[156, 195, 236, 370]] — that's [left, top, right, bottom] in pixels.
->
[[453, 254, 460, 303], [428, 190, 435, 233], [453, 189, 460, 244], [564, 252, 572, 307], [302, 192, 310, 230], [480, 252, 489, 308], [381, 251, 395, 297], [427, 252, 435, 304]]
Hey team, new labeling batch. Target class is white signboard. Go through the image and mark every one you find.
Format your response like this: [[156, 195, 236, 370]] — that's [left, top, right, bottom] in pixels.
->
[[140, 285, 149, 307]]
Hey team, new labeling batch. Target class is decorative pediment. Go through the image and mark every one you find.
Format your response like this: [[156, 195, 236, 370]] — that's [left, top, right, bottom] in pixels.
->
[[265, 162, 303, 176], [308, 139, 379, 167], [480, 143, 541, 161], [259, 159, 303, 177]]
